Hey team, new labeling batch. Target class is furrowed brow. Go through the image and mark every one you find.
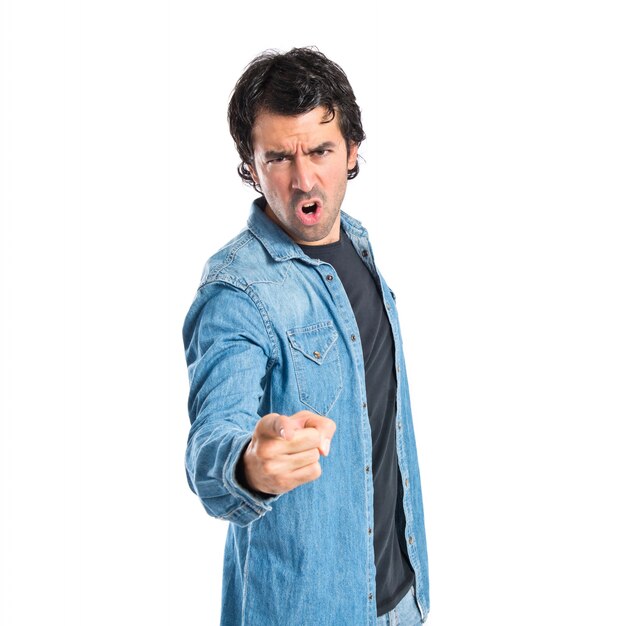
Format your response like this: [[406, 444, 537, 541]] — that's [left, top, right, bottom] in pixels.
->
[[263, 149, 292, 160], [306, 141, 336, 154], [263, 142, 337, 160]]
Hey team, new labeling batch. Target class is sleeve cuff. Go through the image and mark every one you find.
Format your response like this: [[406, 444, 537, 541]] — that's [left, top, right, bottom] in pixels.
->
[[222, 431, 282, 525]]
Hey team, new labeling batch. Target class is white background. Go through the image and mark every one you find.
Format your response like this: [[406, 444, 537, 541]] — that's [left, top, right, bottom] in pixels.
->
[[1, 1, 625, 625]]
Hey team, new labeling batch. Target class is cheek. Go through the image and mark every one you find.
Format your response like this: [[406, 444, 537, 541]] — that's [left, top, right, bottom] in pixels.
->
[[329, 169, 348, 191], [263, 172, 290, 195]]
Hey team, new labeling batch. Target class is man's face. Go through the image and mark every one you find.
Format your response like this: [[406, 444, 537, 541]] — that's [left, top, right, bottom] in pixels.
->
[[249, 106, 358, 246]]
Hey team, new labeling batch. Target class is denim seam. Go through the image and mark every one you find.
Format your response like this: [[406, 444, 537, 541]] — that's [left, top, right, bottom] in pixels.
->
[[202, 232, 255, 283], [196, 279, 279, 370], [201, 269, 289, 291], [242, 523, 252, 625], [199, 233, 291, 291], [243, 285, 279, 367], [286, 323, 338, 361], [216, 501, 255, 521]]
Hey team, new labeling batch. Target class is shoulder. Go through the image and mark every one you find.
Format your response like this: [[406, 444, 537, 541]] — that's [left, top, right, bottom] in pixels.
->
[[198, 228, 289, 291], [183, 250, 279, 356]]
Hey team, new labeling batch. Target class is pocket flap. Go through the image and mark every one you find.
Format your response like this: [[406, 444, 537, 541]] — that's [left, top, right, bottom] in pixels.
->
[[287, 321, 339, 365]]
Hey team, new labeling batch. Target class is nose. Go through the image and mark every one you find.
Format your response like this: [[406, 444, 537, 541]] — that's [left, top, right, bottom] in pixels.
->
[[291, 156, 314, 193]]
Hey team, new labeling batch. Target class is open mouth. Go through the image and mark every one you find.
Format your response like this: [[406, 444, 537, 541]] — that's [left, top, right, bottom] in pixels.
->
[[296, 198, 323, 225]]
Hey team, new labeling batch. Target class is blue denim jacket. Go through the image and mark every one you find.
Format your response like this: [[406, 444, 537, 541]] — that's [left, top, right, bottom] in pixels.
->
[[183, 199, 429, 625]]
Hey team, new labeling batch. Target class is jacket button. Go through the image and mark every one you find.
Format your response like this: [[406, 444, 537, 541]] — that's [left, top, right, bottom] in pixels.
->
[[326, 274, 334, 281], [368, 593, 373, 601], [365, 465, 370, 473], [368, 527, 372, 535], [313, 351, 321, 359], [405, 478, 409, 487], [362, 402, 367, 408], [361, 250, 369, 257], [408, 536, 414, 545], [386, 303, 391, 310], [351, 334, 357, 341]]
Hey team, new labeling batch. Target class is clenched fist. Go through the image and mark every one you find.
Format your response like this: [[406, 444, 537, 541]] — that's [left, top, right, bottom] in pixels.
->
[[241, 410, 336, 496]]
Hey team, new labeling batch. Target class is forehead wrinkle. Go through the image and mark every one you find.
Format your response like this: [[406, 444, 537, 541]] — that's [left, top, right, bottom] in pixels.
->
[[263, 141, 338, 161], [252, 106, 343, 155]]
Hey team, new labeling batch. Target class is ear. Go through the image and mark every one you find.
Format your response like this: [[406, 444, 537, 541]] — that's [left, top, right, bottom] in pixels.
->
[[347, 142, 358, 171], [247, 161, 260, 186]]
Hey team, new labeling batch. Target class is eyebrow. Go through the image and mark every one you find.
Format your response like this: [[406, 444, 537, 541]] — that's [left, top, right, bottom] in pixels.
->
[[263, 141, 337, 161]]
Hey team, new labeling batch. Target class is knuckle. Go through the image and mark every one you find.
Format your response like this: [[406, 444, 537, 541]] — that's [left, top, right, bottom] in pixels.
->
[[258, 440, 278, 460], [257, 446, 272, 461], [275, 476, 296, 493], [261, 459, 276, 476], [310, 462, 322, 480]]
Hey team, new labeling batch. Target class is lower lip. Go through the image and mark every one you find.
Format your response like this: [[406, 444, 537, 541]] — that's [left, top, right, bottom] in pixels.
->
[[296, 205, 323, 226]]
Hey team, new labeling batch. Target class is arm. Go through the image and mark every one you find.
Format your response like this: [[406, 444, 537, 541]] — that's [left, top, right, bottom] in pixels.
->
[[183, 281, 279, 526], [183, 281, 337, 525]]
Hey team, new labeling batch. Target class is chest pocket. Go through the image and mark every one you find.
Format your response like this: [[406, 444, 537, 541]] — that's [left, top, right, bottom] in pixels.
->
[[287, 321, 343, 416]]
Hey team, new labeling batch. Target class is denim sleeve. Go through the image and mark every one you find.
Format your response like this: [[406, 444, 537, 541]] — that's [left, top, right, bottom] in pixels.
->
[[183, 280, 281, 526]]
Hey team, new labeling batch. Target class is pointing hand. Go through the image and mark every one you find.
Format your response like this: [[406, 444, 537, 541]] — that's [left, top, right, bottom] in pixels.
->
[[241, 410, 336, 495]]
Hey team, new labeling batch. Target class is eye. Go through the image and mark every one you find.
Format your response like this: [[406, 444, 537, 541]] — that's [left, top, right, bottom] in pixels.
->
[[313, 149, 329, 157], [268, 156, 286, 164]]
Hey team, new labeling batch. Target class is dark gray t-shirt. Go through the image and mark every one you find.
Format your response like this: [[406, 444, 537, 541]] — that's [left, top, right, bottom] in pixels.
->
[[299, 229, 415, 616]]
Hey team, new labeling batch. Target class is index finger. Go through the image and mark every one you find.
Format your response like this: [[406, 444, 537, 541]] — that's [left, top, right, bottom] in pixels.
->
[[290, 411, 336, 456], [256, 413, 294, 441], [291, 410, 336, 440]]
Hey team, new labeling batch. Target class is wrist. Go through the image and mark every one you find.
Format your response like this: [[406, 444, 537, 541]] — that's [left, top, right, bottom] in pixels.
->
[[235, 441, 274, 499]]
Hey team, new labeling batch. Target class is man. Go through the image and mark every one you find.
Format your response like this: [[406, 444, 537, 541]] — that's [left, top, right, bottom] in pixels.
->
[[183, 47, 429, 625]]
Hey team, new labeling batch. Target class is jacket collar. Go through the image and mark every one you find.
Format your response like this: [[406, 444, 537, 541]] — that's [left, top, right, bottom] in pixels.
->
[[247, 197, 369, 263]]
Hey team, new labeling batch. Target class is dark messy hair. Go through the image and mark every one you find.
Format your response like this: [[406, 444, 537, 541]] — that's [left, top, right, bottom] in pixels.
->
[[228, 47, 366, 193]]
